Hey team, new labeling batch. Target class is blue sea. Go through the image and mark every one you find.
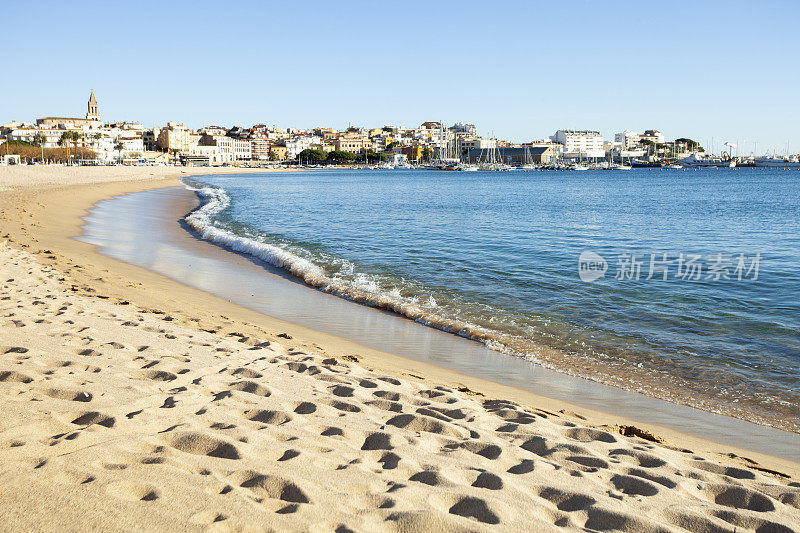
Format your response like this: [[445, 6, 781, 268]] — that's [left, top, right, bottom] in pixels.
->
[[183, 168, 800, 431]]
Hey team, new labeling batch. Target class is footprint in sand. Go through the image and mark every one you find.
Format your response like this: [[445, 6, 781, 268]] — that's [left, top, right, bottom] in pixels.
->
[[227, 470, 310, 504], [105, 480, 161, 502], [44, 388, 93, 402], [166, 431, 241, 460], [0, 370, 34, 383], [71, 411, 115, 428], [134, 369, 178, 382], [229, 380, 271, 397]]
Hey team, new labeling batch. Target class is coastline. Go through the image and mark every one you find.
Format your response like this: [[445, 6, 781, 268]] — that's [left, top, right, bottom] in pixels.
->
[[82, 183, 800, 462], [2, 166, 798, 470], [2, 166, 800, 530]]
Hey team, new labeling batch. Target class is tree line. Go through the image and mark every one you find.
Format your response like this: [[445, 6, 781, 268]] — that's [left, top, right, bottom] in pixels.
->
[[297, 149, 388, 164]]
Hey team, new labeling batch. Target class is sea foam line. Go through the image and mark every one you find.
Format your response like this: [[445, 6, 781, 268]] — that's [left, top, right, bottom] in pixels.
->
[[180, 178, 505, 344]]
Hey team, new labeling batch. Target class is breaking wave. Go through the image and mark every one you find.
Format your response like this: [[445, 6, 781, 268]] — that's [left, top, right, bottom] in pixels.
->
[[180, 178, 515, 349]]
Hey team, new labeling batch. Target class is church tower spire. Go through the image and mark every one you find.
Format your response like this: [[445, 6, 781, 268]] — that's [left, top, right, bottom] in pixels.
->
[[86, 90, 100, 122]]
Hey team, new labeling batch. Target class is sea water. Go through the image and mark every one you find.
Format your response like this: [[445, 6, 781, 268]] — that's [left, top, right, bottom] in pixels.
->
[[183, 168, 800, 431]]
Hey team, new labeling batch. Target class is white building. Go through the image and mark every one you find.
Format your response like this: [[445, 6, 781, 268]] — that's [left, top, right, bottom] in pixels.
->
[[232, 138, 252, 160], [550, 130, 605, 158], [387, 153, 409, 167], [8, 126, 74, 148], [614, 130, 641, 151], [200, 134, 236, 161], [456, 137, 496, 157], [285, 135, 320, 159], [187, 144, 231, 164], [450, 122, 477, 136], [639, 129, 665, 144]]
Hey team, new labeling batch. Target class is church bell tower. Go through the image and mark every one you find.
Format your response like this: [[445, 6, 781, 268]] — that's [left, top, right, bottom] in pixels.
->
[[86, 90, 101, 122]]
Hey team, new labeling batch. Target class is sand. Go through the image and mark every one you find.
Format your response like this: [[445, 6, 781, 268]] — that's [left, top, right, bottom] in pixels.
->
[[1, 165, 799, 532]]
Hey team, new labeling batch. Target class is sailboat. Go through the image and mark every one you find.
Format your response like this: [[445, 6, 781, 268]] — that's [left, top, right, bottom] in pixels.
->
[[571, 151, 588, 170], [519, 146, 536, 170], [431, 122, 460, 170], [478, 137, 513, 171]]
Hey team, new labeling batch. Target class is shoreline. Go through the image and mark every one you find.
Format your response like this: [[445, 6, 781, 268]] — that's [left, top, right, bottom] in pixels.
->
[[174, 173, 797, 435], [2, 166, 800, 530], [0, 166, 794, 471], [82, 182, 800, 463]]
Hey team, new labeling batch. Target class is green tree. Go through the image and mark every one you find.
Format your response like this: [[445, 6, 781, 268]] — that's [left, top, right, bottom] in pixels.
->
[[58, 131, 82, 162], [115, 141, 124, 163], [355, 150, 387, 163], [674, 138, 702, 152], [297, 148, 327, 164], [326, 150, 357, 164]]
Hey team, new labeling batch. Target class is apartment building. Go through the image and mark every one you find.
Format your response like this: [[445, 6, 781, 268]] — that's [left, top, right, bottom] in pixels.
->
[[614, 130, 641, 150], [142, 128, 161, 151], [7, 126, 81, 148], [233, 138, 252, 160], [199, 134, 250, 161], [285, 135, 320, 159], [550, 130, 605, 158], [456, 137, 496, 158], [335, 132, 370, 154], [157, 123, 199, 154], [640, 129, 665, 144]]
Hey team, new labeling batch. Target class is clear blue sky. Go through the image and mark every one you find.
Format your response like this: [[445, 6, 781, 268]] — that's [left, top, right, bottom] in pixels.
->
[[4, 0, 799, 154]]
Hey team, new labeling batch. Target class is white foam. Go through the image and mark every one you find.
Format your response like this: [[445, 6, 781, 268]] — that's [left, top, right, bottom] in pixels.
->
[[179, 178, 507, 349]]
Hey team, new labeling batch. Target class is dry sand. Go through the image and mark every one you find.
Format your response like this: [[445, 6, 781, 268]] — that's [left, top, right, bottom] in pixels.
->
[[1, 165, 799, 532]]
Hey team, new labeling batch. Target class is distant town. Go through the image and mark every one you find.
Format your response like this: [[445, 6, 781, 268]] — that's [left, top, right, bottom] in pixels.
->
[[2, 92, 798, 170]]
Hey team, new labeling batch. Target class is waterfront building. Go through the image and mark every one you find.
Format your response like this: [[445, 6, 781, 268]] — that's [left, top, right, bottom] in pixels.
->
[[456, 137, 496, 159], [387, 153, 409, 167], [269, 144, 287, 160], [335, 132, 371, 154], [550, 130, 605, 158], [200, 134, 252, 161], [232, 138, 252, 160], [285, 135, 320, 159], [183, 144, 229, 165], [614, 130, 641, 150], [7, 126, 80, 148], [465, 146, 554, 165], [245, 129, 271, 160], [400, 144, 428, 162], [157, 122, 199, 154]]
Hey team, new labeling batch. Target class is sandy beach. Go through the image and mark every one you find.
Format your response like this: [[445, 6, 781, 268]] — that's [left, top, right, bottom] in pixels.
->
[[1, 166, 799, 532]]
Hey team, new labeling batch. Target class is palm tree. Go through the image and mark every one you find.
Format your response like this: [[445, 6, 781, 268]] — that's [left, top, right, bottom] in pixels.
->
[[71, 131, 82, 162], [115, 141, 124, 164], [58, 132, 72, 162], [58, 131, 82, 164], [32, 132, 46, 162]]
